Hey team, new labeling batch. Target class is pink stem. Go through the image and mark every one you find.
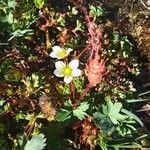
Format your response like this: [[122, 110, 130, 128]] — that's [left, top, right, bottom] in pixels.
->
[[80, 83, 92, 100]]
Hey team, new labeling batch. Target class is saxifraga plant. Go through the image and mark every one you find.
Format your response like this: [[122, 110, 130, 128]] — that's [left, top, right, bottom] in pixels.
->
[[0, 0, 149, 150]]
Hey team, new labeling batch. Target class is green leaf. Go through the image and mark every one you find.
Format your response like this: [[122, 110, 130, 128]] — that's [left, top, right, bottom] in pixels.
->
[[76, 102, 89, 112], [0, 59, 13, 74], [73, 102, 89, 120], [89, 5, 104, 17], [55, 100, 73, 122], [24, 134, 46, 150], [121, 108, 147, 131], [56, 15, 65, 27], [56, 101, 89, 121], [102, 100, 127, 124], [116, 122, 136, 136], [8, 0, 16, 8], [8, 29, 34, 41], [97, 135, 108, 150], [5, 11, 14, 24], [71, 7, 78, 15], [56, 83, 70, 95], [73, 109, 87, 120], [93, 112, 114, 135], [75, 20, 84, 32], [4, 68, 22, 82], [0, 138, 9, 150], [33, 0, 45, 9], [73, 77, 84, 93], [55, 109, 72, 122], [15, 111, 27, 121], [0, 98, 5, 107], [64, 100, 73, 110]]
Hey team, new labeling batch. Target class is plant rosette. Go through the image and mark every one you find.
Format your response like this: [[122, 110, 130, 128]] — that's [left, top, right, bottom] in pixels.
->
[[50, 45, 73, 59], [54, 59, 82, 84]]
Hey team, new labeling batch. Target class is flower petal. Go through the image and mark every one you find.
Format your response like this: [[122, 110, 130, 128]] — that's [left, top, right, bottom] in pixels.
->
[[49, 52, 57, 58], [72, 69, 81, 77], [52, 45, 62, 53], [64, 76, 73, 84], [69, 59, 79, 69], [55, 61, 65, 69], [66, 48, 73, 53], [54, 69, 64, 77]]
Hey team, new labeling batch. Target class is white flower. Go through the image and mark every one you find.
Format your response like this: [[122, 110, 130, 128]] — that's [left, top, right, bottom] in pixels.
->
[[50, 45, 73, 59], [54, 59, 81, 84]]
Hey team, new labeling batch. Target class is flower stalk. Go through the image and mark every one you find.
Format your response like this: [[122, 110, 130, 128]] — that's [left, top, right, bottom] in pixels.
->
[[68, 0, 107, 99]]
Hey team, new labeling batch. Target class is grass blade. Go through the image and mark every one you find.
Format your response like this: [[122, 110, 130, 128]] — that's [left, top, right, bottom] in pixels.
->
[[121, 108, 148, 132], [138, 90, 150, 96], [126, 98, 149, 103]]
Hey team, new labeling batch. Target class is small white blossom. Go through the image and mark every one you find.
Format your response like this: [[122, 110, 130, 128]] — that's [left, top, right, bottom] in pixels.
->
[[54, 59, 81, 84], [50, 45, 73, 59]]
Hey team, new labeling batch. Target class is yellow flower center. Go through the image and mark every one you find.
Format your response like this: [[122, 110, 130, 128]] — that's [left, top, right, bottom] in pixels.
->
[[56, 49, 67, 58], [62, 66, 72, 76]]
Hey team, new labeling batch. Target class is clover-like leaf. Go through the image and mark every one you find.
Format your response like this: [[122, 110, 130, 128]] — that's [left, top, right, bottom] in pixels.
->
[[102, 100, 127, 124], [55, 100, 73, 122], [56, 101, 89, 121], [24, 134, 46, 150], [73, 102, 89, 120], [55, 109, 72, 122]]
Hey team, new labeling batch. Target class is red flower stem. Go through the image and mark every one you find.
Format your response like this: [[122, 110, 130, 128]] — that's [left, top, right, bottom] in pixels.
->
[[75, 47, 89, 59], [80, 83, 93, 100], [67, 0, 104, 101], [70, 81, 76, 101]]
